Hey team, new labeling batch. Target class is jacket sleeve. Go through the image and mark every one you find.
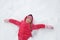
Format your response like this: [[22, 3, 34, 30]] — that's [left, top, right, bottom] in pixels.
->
[[9, 19, 21, 26], [32, 24, 45, 30]]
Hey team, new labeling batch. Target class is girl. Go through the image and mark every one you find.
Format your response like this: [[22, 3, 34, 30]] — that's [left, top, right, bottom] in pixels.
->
[[4, 14, 53, 40]]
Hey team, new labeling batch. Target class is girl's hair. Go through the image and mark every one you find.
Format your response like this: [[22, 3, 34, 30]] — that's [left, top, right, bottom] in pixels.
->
[[28, 14, 33, 19], [27, 14, 33, 28], [28, 14, 33, 16]]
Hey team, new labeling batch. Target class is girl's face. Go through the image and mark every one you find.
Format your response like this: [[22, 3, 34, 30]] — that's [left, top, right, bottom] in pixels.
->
[[26, 16, 33, 23]]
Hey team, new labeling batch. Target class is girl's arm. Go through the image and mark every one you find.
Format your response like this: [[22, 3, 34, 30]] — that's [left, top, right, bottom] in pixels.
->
[[32, 24, 53, 30], [4, 19, 21, 26], [32, 24, 45, 30]]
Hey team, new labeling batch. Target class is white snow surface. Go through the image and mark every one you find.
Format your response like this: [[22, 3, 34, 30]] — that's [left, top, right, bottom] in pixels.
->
[[0, 0, 60, 40]]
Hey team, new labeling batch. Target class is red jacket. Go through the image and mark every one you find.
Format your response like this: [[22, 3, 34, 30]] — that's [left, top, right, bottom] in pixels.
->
[[9, 16, 45, 39]]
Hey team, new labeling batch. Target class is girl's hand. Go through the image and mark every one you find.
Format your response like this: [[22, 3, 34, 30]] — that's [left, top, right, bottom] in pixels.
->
[[4, 19, 9, 23], [45, 25, 54, 29]]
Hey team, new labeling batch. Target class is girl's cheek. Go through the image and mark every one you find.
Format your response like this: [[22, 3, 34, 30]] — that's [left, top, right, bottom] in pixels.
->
[[29, 20, 31, 22]]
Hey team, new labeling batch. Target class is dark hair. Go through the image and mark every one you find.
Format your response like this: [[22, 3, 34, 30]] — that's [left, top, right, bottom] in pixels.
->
[[28, 14, 33, 19], [28, 14, 33, 16]]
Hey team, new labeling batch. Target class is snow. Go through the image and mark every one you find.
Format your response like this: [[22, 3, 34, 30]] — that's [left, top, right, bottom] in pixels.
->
[[0, 0, 60, 40]]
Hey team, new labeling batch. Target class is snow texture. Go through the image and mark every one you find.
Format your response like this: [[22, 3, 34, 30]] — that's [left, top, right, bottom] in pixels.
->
[[0, 0, 60, 40]]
